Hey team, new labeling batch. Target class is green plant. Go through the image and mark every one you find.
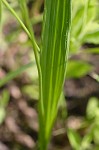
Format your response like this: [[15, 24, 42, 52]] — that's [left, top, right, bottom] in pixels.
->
[[0, 0, 72, 150], [67, 97, 99, 150], [66, 0, 99, 80], [70, 0, 99, 54]]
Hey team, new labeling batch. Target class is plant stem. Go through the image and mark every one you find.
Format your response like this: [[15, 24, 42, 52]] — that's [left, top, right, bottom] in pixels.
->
[[1, 0, 42, 91], [1, 0, 31, 38]]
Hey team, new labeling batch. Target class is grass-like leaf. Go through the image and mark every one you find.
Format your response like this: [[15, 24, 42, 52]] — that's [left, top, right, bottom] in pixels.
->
[[39, 0, 72, 149]]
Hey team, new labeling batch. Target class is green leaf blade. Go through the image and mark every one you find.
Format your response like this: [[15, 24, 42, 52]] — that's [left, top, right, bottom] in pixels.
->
[[39, 0, 72, 149]]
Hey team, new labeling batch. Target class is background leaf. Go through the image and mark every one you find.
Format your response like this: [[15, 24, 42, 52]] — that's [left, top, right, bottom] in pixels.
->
[[67, 128, 81, 150], [66, 60, 92, 79]]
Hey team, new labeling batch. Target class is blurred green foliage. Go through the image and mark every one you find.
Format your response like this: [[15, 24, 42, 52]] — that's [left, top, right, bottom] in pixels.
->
[[68, 97, 99, 150], [0, 90, 10, 124], [71, 0, 99, 53], [66, 60, 92, 79], [66, 0, 99, 80]]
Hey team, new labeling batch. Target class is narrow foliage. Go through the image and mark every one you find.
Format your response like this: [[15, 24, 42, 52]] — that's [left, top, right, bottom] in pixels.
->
[[39, 0, 72, 149]]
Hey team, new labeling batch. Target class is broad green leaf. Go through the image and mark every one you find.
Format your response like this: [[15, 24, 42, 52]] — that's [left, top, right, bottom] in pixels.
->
[[39, 0, 72, 149], [66, 60, 92, 79], [80, 22, 99, 44]]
